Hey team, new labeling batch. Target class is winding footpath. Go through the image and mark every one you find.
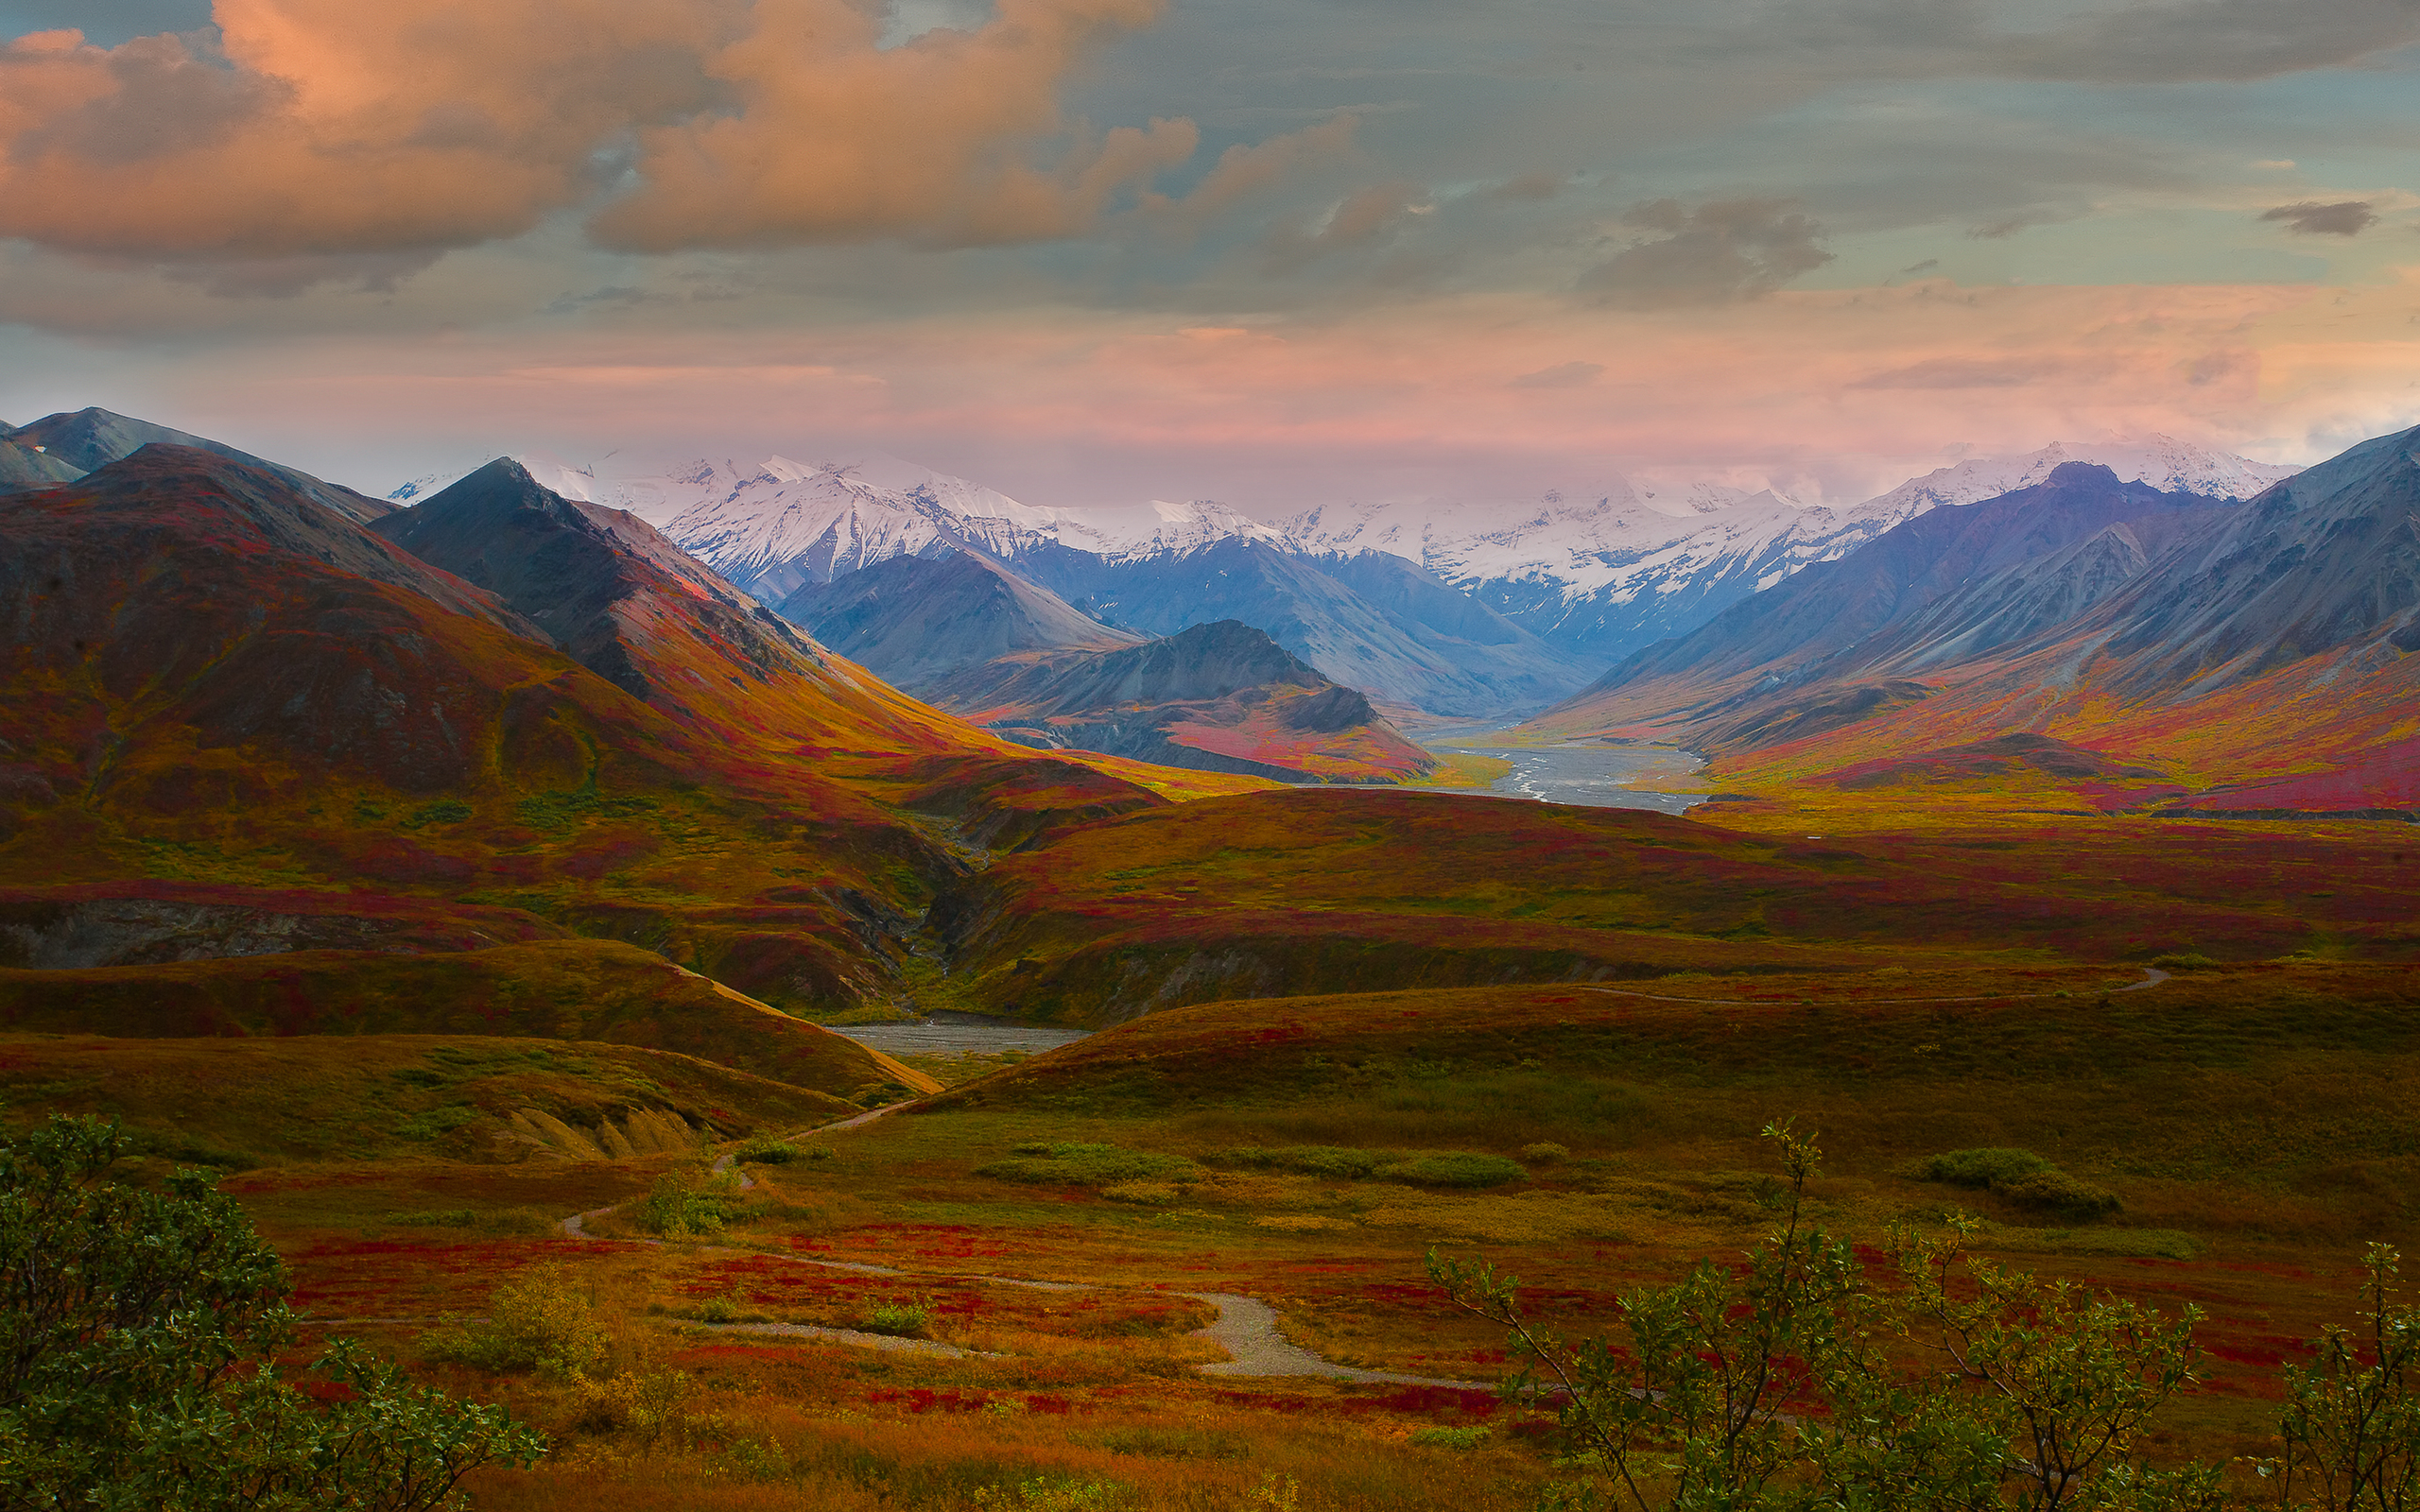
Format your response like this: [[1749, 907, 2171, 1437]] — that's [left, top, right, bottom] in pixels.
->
[[550, 967, 2177, 1384], [558, 1100, 1484, 1387]]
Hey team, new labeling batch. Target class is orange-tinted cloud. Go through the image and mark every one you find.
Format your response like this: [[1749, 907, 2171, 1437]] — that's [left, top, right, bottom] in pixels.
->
[[0, 3, 743, 256], [590, 0, 1189, 250], [0, 0, 1192, 259]]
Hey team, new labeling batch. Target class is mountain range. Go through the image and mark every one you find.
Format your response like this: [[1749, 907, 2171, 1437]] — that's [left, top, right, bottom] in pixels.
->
[[783, 550, 1434, 782], [5, 407, 395, 524], [1531, 428, 2420, 817], [400, 437, 2292, 718], [0, 433, 1194, 1074]]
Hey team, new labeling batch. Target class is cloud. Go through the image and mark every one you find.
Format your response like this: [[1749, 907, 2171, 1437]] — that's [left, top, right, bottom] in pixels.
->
[[1579, 198, 1832, 309], [1850, 356, 2066, 390], [1490, 172, 1567, 202], [0, 0, 1209, 262], [2260, 200, 2378, 236], [1261, 180, 1432, 270], [1991, 0, 2420, 83], [590, 0, 1198, 250], [160, 249, 445, 298], [1508, 360, 1603, 388], [1142, 114, 1360, 237]]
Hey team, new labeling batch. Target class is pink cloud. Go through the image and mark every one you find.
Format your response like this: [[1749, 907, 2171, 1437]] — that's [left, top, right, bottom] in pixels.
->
[[100, 274, 2415, 512], [0, 0, 1195, 260]]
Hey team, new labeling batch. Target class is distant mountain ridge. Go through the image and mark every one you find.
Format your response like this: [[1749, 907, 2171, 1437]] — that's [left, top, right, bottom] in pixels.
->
[[9, 407, 393, 524], [779, 550, 1144, 692], [387, 437, 2291, 716], [1525, 424, 2420, 817]]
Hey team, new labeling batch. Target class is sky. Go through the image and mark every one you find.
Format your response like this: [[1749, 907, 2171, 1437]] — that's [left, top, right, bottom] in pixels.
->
[[0, 0, 2415, 511]]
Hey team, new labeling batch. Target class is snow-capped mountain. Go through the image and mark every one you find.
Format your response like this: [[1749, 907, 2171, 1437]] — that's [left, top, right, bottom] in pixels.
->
[[383, 435, 2294, 712], [1273, 438, 2299, 661]]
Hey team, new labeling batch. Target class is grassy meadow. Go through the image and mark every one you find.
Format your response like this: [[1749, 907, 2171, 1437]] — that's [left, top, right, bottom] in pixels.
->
[[4, 787, 2415, 1508]]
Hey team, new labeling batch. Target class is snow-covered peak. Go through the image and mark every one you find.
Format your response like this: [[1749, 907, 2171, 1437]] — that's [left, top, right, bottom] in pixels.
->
[[1855, 437, 2298, 529]]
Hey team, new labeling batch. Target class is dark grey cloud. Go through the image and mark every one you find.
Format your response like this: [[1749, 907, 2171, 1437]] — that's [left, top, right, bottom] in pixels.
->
[[160, 250, 445, 300], [1579, 198, 1833, 308], [2260, 199, 2379, 236], [1731, 0, 2420, 84], [1992, 0, 2420, 83]]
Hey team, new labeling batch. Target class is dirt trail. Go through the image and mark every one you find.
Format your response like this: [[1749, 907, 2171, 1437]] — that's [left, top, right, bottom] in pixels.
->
[[560, 1101, 1484, 1387]]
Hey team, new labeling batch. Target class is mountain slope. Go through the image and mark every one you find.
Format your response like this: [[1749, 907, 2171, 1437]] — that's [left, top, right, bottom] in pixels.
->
[[1534, 463, 2231, 746], [926, 620, 1439, 783], [777, 549, 1144, 691], [0, 444, 1167, 1027], [10, 406, 395, 524], [1282, 438, 2298, 662], [1010, 538, 1594, 718], [1530, 424, 2420, 816]]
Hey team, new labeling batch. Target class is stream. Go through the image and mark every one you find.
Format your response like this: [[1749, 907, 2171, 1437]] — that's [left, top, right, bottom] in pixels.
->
[[1414, 733, 1706, 814]]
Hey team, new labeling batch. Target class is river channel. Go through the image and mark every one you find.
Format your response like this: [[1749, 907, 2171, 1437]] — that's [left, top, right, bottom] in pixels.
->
[[1413, 735, 1706, 814]]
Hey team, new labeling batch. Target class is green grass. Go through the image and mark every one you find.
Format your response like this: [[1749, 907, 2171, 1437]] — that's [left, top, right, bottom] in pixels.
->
[[974, 1143, 1201, 1188]]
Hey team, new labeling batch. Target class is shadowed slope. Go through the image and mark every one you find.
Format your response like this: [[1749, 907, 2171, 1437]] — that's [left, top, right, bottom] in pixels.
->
[[1531, 464, 2227, 747], [777, 549, 1144, 691], [929, 621, 1439, 783], [9, 406, 395, 524], [0, 445, 1156, 1023], [1014, 538, 1593, 718], [1525, 430, 2420, 816]]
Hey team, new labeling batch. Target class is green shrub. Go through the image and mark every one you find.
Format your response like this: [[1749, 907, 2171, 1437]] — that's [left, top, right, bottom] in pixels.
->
[[975, 1143, 1199, 1187], [2000, 1168, 2121, 1219], [1520, 1142, 1571, 1165], [631, 1167, 743, 1238], [1375, 1152, 1528, 1189], [424, 1263, 607, 1375], [1217, 1145, 1526, 1188], [384, 1209, 477, 1228], [1917, 1148, 2054, 1189], [2, 1116, 546, 1506], [1222, 1145, 1382, 1179], [864, 1301, 929, 1337], [2150, 952, 2218, 971], [735, 1137, 803, 1165], [1916, 1147, 2118, 1219], [1409, 1425, 1489, 1450]]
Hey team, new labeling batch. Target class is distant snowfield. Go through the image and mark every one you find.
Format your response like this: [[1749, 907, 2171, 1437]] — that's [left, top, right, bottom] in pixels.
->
[[389, 438, 2297, 664]]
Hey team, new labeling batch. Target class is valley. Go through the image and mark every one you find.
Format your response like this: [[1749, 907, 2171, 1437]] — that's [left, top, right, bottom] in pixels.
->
[[1, 409, 2414, 1512]]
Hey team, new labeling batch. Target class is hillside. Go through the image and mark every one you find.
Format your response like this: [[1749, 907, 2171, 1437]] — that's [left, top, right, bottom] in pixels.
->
[[926, 620, 1440, 784], [0, 441, 1164, 1033], [778, 549, 1145, 691], [1010, 539, 1593, 718], [1527, 424, 2420, 818], [9, 406, 395, 524], [1532, 463, 2232, 748]]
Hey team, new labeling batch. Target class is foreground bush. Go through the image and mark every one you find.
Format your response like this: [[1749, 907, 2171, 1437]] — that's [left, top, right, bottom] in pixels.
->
[[1440, 1125, 2420, 1510], [424, 1263, 607, 1376], [0, 1115, 544, 1510], [631, 1166, 745, 1237]]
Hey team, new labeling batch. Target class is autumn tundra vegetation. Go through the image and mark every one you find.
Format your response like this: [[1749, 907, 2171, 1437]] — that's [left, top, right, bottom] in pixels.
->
[[5, 432, 2420, 1509]]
